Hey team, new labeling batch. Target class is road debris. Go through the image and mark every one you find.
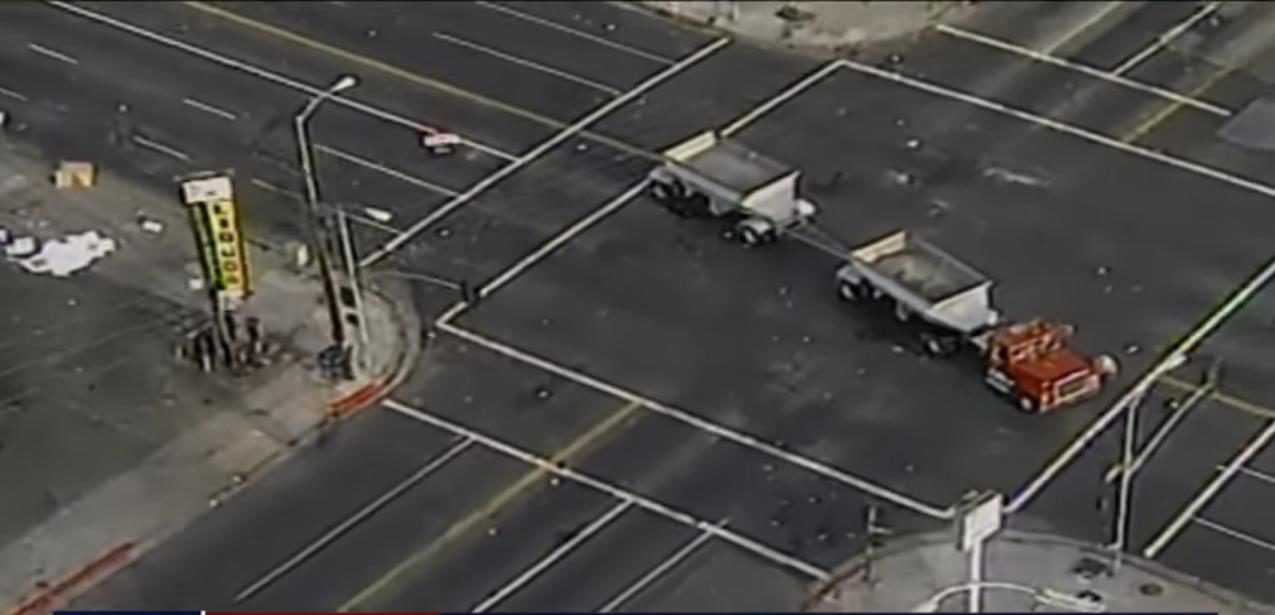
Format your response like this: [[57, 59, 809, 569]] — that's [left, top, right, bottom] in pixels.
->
[[363, 206, 393, 223], [138, 216, 164, 234], [53, 161, 96, 189], [982, 166, 1049, 187], [4, 235, 38, 258], [422, 132, 459, 156], [13, 231, 116, 276]]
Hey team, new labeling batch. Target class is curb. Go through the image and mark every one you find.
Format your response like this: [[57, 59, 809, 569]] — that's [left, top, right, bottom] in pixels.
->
[[1, 287, 423, 615], [2, 543, 134, 615], [800, 529, 1275, 614]]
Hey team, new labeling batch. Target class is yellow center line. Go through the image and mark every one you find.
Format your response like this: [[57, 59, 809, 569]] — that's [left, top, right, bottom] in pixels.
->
[[1160, 374, 1275, 420], [337, 399, 644, 612], [1121, 63, 1237, 142], [182, 2, 659, 162]]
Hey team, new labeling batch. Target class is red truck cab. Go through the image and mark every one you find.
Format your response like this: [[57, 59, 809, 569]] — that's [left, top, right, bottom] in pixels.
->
[[982, 320, 1117, 413]]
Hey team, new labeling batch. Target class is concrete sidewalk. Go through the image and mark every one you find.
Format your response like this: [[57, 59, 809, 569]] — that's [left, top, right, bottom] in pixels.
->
[[637, 1, 982, 53], [806, 530, 1275, 613], [0, 141, 420, 615]]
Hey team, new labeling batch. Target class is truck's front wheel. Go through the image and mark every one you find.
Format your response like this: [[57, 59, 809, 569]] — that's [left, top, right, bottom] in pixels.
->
[[1017, 395, 1036, 413]]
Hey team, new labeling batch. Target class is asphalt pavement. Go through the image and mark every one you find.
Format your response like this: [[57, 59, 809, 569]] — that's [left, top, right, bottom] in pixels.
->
[[13, 0, 1275, 610]]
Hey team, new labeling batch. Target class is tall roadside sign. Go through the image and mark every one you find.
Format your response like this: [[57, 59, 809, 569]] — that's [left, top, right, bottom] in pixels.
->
[[180, 173, 250, 310]]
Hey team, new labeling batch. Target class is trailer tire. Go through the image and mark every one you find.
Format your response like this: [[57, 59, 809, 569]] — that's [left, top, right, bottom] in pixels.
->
[[650, 179, 687, 205], [838, 281, 862, 302], [894, 302, 912, 322], [684, 193, 711, 218], [650, 181, 674, 203]]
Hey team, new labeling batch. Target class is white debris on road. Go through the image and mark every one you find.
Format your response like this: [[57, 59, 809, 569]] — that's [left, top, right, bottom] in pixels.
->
[[982, 166, 1050, 187], [363, 207, 394, 223], [139, 218, 164, 234], [13, 230, 116, 277], [4, 235, 38, 258]]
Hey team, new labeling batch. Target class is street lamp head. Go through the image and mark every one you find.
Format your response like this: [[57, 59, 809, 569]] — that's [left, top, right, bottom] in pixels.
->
[[332, 75, 358, 93]]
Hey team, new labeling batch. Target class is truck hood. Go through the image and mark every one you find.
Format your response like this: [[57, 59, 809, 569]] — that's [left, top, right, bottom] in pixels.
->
[[1011, 348, 1093, 384]]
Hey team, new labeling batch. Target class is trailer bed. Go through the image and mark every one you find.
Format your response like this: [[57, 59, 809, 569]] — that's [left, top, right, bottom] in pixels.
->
[[682, 139, 791, 196], [871, 242, 986, 302], [839, 230, 999, 334]]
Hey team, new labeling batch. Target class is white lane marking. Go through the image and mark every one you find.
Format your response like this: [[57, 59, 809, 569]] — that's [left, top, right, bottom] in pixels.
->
[[837, 58, 1275, 197], [132, 135, 191, 161], [720, 59, 845, 137], [359, 36, 730, 268], [439, 55, 844, 324], [597, 523, 720, 612], [251, 177, 300, 197], [1043, 2, 1126, 54], [432, 31, 624, 96], [250, 177, 402, 234], [483, 182, 641, 296], [1103, 381, 1213, 483], [475, 1, 674, 64], [233, 438, 473, 602], [47, 2, 517, 162], [313, 143, 462, 197], [1113, 2, 1222, 75], [1011, 256, 1275, 514], [0, 86, 29, 102], [1143, 420, 1275, 558], [182, 97, 238, 120], [470, 500, 633, 612], [1194, 516, 1275, 554], [437, 321, 953, 520], [27, 42, 79, 65], [385, 399, 831, 581], [1238, 465, 1275, 487], [935, 24, 1231, 117], [434, 180, 644, 326]]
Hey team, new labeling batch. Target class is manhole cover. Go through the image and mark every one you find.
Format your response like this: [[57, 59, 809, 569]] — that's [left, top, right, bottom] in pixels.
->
[[1139, 582, 1164, 596]]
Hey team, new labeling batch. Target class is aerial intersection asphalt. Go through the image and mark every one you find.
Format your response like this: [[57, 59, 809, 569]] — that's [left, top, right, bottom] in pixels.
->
[[0, 0, 1268, 609]]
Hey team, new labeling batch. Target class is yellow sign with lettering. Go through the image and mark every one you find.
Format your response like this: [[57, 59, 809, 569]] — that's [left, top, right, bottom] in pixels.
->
[[205, 198, 248, 298]]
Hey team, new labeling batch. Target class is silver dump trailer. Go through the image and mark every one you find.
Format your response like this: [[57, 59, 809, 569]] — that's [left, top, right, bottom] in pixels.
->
[[836, 231, 1002, 352], [647, 130, 817, 245]]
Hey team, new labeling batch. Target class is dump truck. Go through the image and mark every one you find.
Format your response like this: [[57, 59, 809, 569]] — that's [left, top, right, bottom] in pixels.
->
[[647, 131, 818, 246], [836, 230, 1117, 413]]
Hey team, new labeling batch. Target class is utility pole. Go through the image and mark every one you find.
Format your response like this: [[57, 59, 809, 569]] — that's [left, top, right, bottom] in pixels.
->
[[863, 504, 888, 584], [294, 74, 358, 378], [1111, 353, 1187, 571], [335, 203, 370, 374]]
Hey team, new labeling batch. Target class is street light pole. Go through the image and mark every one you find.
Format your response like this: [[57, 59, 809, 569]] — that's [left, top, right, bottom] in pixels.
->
[[1111, 353, 1186, 571], [294, 75, 357, 372]]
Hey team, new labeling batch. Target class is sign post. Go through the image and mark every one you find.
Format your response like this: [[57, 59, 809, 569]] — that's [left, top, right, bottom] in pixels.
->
[[181, 173, 251, 371], [958, 491, 1004, 613], [180, 173, 250, 308]]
